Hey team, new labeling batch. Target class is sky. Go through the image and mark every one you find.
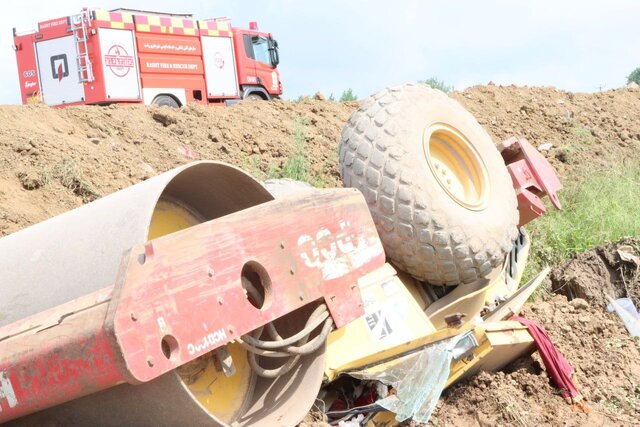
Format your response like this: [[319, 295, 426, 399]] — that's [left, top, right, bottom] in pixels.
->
[[2, 0, 640, 104]]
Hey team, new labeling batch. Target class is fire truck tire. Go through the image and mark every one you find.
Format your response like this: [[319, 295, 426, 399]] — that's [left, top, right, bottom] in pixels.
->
[[152, 94, 180, 108], [246, 93, 265, 101], [338, 83, 519, 285]]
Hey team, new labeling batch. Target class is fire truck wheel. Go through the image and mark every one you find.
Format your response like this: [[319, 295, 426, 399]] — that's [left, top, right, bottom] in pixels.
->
[[152, 94, 180, 108], [246, 93, 264, 101], [338, 83, 519, 286]]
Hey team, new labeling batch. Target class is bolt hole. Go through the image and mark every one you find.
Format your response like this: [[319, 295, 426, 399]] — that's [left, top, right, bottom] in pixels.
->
[[241, 260, 272, 310], [161, 335, 179, 360]]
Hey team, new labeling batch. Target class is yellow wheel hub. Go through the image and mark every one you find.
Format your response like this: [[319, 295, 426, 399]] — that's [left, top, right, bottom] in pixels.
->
[[149, 198, 255, 424], [424, 124, 490, 210]]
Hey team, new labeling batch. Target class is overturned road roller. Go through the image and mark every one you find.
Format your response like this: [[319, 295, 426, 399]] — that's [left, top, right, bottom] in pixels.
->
[[0, 83, 562, 426]]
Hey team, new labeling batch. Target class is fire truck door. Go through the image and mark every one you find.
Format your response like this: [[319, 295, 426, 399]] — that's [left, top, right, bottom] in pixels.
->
[[201, 36, 239, 97], [98, 28, 141, 100], [35, 36, 84, 105]]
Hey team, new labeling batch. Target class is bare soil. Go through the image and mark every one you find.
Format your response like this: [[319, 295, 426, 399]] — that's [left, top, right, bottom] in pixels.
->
[[550, 239, 640, 309], [452, 84, 640, 179], [0, 98, 354, 236], [433, 292, 640, 427], [1, 84, 640, 426]]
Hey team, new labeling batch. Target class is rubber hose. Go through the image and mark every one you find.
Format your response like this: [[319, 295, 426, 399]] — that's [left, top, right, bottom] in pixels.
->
[[243, 305, 328, 349]]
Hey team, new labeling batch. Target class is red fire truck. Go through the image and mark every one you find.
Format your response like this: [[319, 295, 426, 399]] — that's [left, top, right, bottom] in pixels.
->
[[13, 8, 282, 107]]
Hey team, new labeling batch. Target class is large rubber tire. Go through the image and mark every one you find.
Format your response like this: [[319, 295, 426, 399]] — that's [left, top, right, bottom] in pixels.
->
[[339, 83, 519, 285]]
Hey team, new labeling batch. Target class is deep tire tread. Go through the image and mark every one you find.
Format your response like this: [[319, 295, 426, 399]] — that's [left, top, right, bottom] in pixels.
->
[[339, 83, 518, 285]]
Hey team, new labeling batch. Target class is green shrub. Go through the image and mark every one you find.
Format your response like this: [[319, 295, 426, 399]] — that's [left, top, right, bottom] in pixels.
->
[[628, 67, 640, 85], [269, 116, 324, 187], [569, 118, 596, 145], [339, 89, 357, 102], [420, 77, 454, 93]]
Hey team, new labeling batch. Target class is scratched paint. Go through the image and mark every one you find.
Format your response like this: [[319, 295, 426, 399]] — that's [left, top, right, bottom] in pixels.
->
[[0, 371, 18, 411], [298, 220, 384, 280]]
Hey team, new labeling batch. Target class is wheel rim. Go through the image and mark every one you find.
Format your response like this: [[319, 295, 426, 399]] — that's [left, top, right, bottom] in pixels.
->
[[423, 123, 490, 210]]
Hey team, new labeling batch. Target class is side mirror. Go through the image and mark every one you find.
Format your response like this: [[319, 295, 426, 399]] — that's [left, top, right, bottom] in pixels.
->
[[268, 37, 280, 67]]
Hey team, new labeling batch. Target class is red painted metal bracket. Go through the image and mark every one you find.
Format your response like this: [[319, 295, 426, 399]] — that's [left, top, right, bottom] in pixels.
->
[[500, 137, 562, 226], [0, 188, 384, 423]]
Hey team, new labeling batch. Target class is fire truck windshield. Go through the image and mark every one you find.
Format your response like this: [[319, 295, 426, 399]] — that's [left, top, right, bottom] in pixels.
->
[[243, 34, 278, 68], [249, 35, 274, 67]]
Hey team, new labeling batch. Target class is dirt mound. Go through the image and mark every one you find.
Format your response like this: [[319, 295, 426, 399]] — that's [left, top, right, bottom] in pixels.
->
[[550, 239, 640, 308], [452, 84, 640, 178], [434, 295, 640, 427], [0, 99, 354, 236], [2, 85, 640, 238]]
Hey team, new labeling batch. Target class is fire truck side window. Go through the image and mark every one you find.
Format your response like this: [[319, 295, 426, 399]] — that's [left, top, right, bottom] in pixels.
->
[[243, 35, 255, 60]]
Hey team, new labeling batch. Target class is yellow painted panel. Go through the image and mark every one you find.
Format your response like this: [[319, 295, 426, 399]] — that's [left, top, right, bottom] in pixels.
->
[[325, 264, 438, 380], [446, 322, 535, 388], [94, 10, 110, 21]]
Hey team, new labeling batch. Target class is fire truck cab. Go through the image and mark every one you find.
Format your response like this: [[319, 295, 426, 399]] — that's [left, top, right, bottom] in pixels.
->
[[13, 8, 282, 107]]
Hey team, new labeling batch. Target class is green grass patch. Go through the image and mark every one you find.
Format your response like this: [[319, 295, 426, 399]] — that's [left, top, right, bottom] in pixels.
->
[[276, 116, 325, 186], [243, 115, 324, 187], [523, 162, 640, 285], [41, 158, 100, 202], [241, 154, 266, 180], [569, 118, 596, 145]]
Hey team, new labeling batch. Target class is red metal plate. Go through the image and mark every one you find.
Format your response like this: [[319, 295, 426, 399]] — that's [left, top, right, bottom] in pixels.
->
[[502, 137, 562, 226], [110, 188, 383, 382]]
